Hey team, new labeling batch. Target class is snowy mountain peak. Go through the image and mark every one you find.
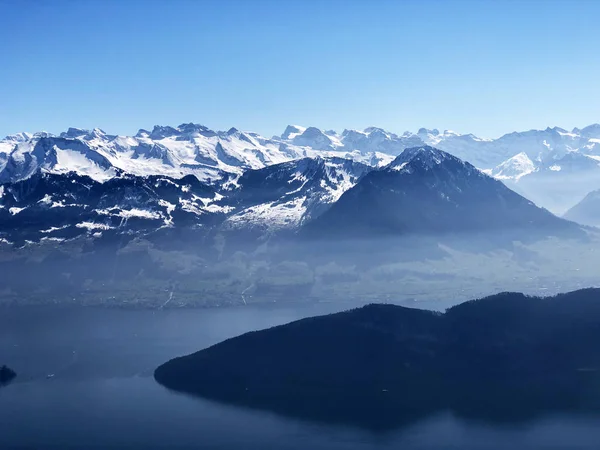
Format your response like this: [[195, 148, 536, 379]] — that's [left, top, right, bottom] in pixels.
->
[[545, 126, 561, 133], [58, 127, 108, 141], [300, 127, 327, 138], [491, 152, 536, 180], [280, 125, 306, 140], [579, 124, 600, 139], [291, 126, 338, 151], [4, 132, 33, 142], [3, 121, 600, 217], [417, 127, 440, 137], [60, 127, 91, 139], [134, 128, 150, 138], [221, 155, 372, 232], [388, 146, 457, 171], [0, 122, 400, 187], [363, 126, 390, 136], [340, 128, 365, 138], [302, 145, 571, 240], [177, 123, 215, 137], [136, 123, 217, 140], [148, 125, 180, 140], [540, 151, 600, 172]]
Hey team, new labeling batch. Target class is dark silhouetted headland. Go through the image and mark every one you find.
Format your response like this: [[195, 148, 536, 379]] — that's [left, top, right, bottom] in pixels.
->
[[155, 288, 600, 429], [0, 365, 16, 385]]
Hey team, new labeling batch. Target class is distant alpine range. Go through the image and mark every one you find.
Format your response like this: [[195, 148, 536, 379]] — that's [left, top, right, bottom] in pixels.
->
[[1, 122, 599, 308], [1, 122, 599, 246]]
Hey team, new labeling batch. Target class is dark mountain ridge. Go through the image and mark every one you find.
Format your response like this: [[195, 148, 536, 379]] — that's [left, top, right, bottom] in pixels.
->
[[155, 288, 600, 428], [0, 171, 221, 245], [301, 146, 579, 239]]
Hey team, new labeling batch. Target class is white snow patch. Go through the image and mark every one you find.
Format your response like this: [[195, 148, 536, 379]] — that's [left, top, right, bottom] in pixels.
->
[[115, 208, 162, 220], [40, 237, 66, 243], [205, 204, 235, 214], [76, 222, 112, 231], [226, 196, 308, 231], [158, 199, 176, 226], [96, 208, 161, 220], [179, 198, 204, 215], [45, 147, 116, 182], [391, 162, 408, 171], [39, 194, 53, 205], [158, 200, 176, 214], [41, 225, 70, 234]]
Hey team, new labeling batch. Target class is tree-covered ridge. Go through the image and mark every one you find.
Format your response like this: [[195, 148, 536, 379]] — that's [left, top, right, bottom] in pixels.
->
[[155, 288, 600, 429]]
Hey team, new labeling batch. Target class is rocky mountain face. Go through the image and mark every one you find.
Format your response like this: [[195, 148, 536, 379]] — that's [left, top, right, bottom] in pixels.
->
[[276, 124, 600, 214], [0, 172, 223, 245], [221, 157, 372, 233], [0, 123, 391, 186], [0, 122, 597, 249], [301, 146, 576, 239], [0, 122, 597, 307], [0, 156, 373, 245], [278, 124, 600, 170]]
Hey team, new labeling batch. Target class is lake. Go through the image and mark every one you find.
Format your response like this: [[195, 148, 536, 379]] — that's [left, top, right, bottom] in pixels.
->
[[1, 302, 600, 449]]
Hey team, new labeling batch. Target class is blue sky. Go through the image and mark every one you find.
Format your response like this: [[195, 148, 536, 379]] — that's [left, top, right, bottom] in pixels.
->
[[1, 0, 599, 138]]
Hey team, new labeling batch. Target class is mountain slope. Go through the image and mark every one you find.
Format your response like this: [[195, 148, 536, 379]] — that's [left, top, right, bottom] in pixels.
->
[[0, 172, 224, 245], [221, 157, 372, 232], [301, 146, 577, 238], [3, 121, 600, 232], [564, 189, 600, 227], [278, 123, 600, 171], [0, 156, 373, 244], [155, 288, 600, 428], [504, 152, 600, 214]]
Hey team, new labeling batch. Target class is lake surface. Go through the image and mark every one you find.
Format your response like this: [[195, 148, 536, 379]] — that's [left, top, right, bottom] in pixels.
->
[[2, 302, 600, 449]]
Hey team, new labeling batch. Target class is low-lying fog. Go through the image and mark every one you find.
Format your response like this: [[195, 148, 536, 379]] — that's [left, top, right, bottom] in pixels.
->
[[0, 227, 598, 309]]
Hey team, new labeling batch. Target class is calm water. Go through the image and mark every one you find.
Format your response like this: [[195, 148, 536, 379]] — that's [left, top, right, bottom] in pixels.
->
[[1, 302, 600, 449]]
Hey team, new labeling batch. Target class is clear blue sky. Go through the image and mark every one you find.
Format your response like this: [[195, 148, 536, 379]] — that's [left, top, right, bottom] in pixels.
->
[[1, 0, 599, 139]]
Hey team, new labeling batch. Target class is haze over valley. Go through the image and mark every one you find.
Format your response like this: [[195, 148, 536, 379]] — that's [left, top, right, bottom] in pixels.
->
[[0, 122, 599, 308]]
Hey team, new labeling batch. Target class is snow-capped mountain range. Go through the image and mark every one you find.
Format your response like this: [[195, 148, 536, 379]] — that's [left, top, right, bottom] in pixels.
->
[[1, 121, 600, 246], [277, 124, 600, 214], [4, 122, 600, 187], [221, 157, 371, 233], [0, 153, 373, 245], [0, 124, 393, 186], [302, 146, 576, 239]]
